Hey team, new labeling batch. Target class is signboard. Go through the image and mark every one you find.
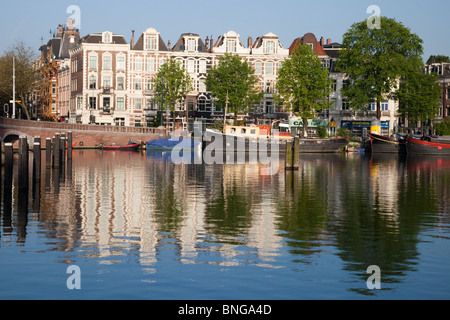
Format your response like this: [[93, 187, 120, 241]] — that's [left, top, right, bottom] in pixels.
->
[[341, 120, 389, 129], [289, 119, 329, 128]]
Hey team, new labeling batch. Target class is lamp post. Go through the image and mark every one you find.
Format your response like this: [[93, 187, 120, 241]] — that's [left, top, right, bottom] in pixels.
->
[[13, 56, 16, 119]]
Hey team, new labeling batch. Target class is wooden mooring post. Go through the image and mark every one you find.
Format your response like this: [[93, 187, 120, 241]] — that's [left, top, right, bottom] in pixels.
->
[[18, 136, 29, 192], [3, 143, 14, 191], [285, 137, 300, 171]]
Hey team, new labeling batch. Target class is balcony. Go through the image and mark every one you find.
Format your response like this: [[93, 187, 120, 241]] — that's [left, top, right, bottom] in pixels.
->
[[103, 87, 112, 94]]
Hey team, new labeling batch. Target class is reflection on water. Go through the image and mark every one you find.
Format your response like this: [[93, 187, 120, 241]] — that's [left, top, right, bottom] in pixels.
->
[[1, 150, 450, 299]]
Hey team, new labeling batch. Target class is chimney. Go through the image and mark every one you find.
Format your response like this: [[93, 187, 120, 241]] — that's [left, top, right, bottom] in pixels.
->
[[248, 36, 253, 48], [131, 30, 135, 49], [168, 40, 171, 51], [210, 35, 213, 51], [205, 36, 209, 50], [320, 37, 324, 47], [327, 38, 332, 45], [57, 25, 64, 38]]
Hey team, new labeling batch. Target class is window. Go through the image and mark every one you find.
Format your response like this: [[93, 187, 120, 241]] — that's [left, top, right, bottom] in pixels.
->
[[199, 80, 206, 93], [117, 77, 124, 90], [159, 58, 166, 70], [266, 42, 274, 54], [103, 76, 111, 88], [342, 101, 350, 110], [116, 97, 125, 111], [266, 62, 273, 75], [135, 57, 142, 71], [117, 56, 125, 70], [103, 56, 112, 70], [187, 39, 196, 51], [89, 97, 97, 110], [52, 84, 56, 94], [89, 76, 97, 89], [147, 58, 155, 72], [382, 102, 389, 111], [255, 62, 262, 75], [199, 60, 207, 73], [187, 60, 195, 73], [103, 97, 111, 112], [89, 56, 97, 69], [146, 37, 157, 50], [135, 98, 142, 110], [135, 78, 142, 90], [227, 41, 236, 53]]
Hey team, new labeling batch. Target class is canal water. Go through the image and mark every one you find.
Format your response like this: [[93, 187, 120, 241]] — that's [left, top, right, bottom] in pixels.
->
[[0, 150, 449, 300]]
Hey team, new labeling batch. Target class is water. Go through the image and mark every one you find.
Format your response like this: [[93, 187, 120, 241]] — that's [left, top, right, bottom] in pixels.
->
[[1, 150, 450, 300]]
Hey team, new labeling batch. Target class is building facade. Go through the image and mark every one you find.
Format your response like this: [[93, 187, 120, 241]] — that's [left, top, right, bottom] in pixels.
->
[[58, 27, 403, 136]]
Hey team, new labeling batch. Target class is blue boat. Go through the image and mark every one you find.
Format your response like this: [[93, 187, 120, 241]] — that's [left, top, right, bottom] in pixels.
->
[[146, 138, 200, 151]]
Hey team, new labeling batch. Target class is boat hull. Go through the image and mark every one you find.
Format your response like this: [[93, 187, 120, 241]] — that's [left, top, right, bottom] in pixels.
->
[[101, 143, 141, 151], [146, 138, 200, 151], [369, 133, 407, 154], [203, 131, 286, 152], [298, 138, 348, 153], [407, 137, 450, 156]]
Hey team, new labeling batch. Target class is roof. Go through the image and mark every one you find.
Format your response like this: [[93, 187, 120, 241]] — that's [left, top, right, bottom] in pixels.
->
[[289, 33, 328, 56], [171, 34, 208, 53], [81, 33, 127, 45]]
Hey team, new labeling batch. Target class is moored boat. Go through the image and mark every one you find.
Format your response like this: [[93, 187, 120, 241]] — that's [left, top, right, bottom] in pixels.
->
[[406, 136, 450, 156], [368, 132, 407, 154], [146, 138, 200, 151], [100, 141, 142, 151], [297, 137, 348, 153]]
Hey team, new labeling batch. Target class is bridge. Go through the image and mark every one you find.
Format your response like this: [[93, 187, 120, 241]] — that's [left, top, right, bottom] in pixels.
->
[[0, 117, 167, 148]]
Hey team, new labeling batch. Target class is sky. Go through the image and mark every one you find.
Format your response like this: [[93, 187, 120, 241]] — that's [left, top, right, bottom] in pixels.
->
[[0, 0, 449, 61]]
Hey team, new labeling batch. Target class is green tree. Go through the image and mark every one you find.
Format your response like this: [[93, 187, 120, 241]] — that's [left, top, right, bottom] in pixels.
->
[[426, 55, 450, 64], [337, 17, 424, 120], [276, 44, 332, 138], [205, 53, 261, 126], [394, 68, 441, 124], [0, 41, 39, 120], [152, 57, 192, 129]]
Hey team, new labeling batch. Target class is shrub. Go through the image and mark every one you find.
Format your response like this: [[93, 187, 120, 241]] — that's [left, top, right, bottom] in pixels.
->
[[435, 119, 450, 136]]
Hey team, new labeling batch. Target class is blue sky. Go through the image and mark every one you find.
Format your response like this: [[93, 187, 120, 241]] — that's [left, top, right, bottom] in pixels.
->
[[1, 0, 449, 61]]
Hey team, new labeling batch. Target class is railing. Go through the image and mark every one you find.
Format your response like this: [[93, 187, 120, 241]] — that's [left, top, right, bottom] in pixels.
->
[[0, 117, 167, 136]]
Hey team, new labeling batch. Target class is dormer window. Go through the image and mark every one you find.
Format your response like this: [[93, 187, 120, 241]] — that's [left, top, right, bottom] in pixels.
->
[[102, 31, 113, 44], [266, 41, 274, 54], [187, 39, 196, 52], [227, 40, 236, 53], [146, 37, 157, 50]]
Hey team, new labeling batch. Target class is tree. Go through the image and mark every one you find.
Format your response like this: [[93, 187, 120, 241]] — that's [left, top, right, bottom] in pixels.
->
[[394, 68, 441, 124], [152, 57, 192, 130], [0, 41, 39, 120], [205, 53, 261, 126], [337, 17, 424, 120], [276, 44, 332, 138], [426, 55, 450, 65]]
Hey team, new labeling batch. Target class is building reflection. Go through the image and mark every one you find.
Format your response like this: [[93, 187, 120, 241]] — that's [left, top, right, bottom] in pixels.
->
[[5, 150, 450, 295]]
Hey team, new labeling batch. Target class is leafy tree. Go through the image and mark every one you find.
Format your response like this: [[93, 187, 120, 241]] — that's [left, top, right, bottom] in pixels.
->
[[337, 17, 424, 120], [394, 68, 441, 123], [0, 41, 39, 120], [435, 119, 450, 136], [152, 57, 192, 129], [426, 55, 450, 64], [276, 44, 332, 138], [205, 53, 261, 126]]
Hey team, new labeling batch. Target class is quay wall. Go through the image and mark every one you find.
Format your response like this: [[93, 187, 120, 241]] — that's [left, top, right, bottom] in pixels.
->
[[0, 118, 168, 148]]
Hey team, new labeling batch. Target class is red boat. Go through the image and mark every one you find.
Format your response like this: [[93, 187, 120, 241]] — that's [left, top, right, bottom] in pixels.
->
[[406, 136, 450, 156], [100, 141, 141, 151]]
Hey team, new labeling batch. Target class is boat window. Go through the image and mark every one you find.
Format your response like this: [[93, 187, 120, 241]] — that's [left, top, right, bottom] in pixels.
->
[[231, 128, 236, 133], [250, 129, 256, 135], [241, 128, 246, 134]]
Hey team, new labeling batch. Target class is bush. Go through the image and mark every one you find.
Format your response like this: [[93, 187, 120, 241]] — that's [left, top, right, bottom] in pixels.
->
[[435, 119, 450, 136], [337, 128, 352, 140], [317, 125, 328, 138]]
